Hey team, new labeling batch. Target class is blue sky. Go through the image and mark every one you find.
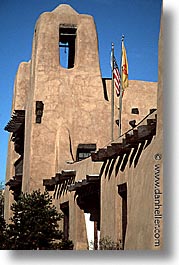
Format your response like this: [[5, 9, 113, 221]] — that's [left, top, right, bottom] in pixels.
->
[[0, 0, 162, 184]]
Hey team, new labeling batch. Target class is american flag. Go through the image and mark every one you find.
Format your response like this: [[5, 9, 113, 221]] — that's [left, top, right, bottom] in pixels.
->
[[113, 57, 121, 96]]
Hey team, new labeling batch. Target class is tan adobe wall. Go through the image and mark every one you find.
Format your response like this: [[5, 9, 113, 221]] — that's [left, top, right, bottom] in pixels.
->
[[13, 62, 31, 110], [4, 62, 31, 221], [104, 79, 157, 138]]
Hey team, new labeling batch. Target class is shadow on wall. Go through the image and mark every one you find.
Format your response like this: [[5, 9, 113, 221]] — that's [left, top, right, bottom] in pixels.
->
[[95, 111, 157, 180], [99, 137, 153, 181]]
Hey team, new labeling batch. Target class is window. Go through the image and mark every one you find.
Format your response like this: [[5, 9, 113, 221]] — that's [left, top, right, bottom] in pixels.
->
[[131, 108, 139, 114], [118, 183, 127, 250], [60, 201, 69, 240], [76, 144, 96, 161], [14, 156, 23, 176], [59, 25, 77, 69], [35, 101, 44, 123]]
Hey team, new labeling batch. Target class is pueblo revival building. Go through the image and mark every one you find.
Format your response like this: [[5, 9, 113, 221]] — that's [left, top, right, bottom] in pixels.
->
[[4, 4, 163, 250]]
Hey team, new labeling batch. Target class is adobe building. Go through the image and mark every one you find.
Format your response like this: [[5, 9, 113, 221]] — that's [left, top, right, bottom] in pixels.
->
[[4, 4, 163, 250]]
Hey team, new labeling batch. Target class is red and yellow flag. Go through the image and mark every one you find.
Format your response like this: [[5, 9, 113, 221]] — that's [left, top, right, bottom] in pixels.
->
[[121, 41, 128, 89]]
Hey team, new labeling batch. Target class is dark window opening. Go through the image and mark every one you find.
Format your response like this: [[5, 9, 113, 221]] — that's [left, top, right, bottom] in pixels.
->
[[59, 26, 76, 69], [14, 156, 23, 176], [60, 201, 69, 240], [118, 183, 127, 250], [131, 108, 139, 114], [76, 144, 96, 161], [129, 120, 136, 128], [35, 101, 44, 123], [102, 78, 110, 101]]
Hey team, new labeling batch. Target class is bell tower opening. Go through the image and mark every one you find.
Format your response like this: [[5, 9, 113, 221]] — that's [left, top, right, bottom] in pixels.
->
[[59, 25, 77, 69]]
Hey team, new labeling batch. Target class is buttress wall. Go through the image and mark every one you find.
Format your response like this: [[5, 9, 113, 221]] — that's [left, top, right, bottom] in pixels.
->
[[4, 61, 31, 221]]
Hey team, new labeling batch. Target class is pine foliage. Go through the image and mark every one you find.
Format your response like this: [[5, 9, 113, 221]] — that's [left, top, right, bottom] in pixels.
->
[[1, 190, 73, 250]]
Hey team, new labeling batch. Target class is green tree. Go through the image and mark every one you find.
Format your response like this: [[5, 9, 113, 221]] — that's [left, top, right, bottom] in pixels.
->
[[5, 190, 73, 250], [99, 236, 121, 250], [90, 236, 121, 250]]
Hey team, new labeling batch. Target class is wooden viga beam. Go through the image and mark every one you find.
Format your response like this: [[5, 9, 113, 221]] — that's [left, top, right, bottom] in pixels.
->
[[55, 170, 76, 183], [86, 174, 100, 182], [125, 130, 138, 144], [6, 175, 22, 191], [4, 110, 25, 132], [43, 178, 56, 191], [137, 123, 156, 141], [91, 148, 108, 162], [43, 170, 76, 192], [125, 118, 156, 145], [67, 175, 100, 192], [91, 143, 131, 162], [67, 179, 87, 192], [125, 130, 143, 148], [52, 170, 76, 198], [91, 118, 156, 163]]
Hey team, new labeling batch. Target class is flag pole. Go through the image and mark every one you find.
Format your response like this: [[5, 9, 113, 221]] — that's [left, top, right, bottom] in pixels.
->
[[111, 42, 114, 142], [119, 35, 124, 137]]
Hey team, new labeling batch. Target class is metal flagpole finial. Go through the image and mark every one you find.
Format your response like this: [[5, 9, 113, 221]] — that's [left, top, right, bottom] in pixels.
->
[[112, 42, 114, 49], [122, 35, 124, 42]]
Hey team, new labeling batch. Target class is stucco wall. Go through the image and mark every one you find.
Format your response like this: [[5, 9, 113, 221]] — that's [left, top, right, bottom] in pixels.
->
[[4, 61, 31, 221]]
